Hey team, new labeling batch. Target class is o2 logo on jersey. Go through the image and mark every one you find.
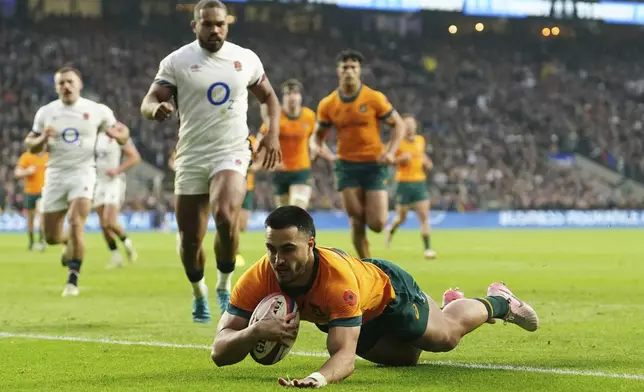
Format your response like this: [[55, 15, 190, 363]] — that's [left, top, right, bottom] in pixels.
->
[[61, 128, 80, 144], [207, 82, 234, 110]]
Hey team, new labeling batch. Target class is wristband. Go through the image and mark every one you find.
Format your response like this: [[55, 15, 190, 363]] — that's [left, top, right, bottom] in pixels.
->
[[307, 372, 328, 387]]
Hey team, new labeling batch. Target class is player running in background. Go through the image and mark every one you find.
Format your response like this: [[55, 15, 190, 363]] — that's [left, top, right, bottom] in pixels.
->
[[313, 49, 406, 259], [385, 114, 436, 259], [258, 79, 320, 209], [14, 147, 49, 251], [23, 66, 130, 297], [141, 0, 282, 321], [94, 131, 141, 268], [212, 206, 539, 387]]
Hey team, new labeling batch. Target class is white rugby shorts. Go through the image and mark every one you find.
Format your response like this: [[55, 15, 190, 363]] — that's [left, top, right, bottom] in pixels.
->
[[93, 177, 125, 207], [174, 148, 251, 195], [40, 168, 97, 213]]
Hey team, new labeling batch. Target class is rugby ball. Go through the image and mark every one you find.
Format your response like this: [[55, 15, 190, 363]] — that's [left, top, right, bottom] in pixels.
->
[[249, 292, 300, 365]]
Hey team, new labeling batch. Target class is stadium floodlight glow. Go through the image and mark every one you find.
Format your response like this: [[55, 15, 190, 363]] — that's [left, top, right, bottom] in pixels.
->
[[541, 27, 551, 36], [448, 24, 458, 34], [551, 26, 560, 35], [475, 22, 485, 31]]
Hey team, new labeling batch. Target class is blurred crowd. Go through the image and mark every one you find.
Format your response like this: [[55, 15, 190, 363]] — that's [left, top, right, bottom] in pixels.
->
[[1, 13, 643, 213]]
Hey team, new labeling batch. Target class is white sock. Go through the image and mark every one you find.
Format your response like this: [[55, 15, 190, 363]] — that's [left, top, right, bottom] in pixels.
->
[[216, 270, 233, 292], [191, 278, 208, 299], [123, 238, 133, 250]]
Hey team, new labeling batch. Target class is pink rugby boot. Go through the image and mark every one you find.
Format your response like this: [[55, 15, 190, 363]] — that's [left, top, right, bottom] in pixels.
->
[[487, 282, 539, 332], [441, 287, 465, 308]]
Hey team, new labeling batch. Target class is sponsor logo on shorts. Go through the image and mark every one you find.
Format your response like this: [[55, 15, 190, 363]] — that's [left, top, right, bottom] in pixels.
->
[[413, 303, 420, 319]]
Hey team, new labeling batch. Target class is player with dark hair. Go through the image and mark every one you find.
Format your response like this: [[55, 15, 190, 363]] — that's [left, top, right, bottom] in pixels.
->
[[141, 0, 282, 321], [212, 206, 539, 387], [385, 113, 436, 259], [24, 66, 130, 296], [257, 79, 326, 209], [313, 49, 406, 258]]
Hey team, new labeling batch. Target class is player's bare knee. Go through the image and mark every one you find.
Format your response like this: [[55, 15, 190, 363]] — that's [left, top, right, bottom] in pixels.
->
[[68, 215, 84, 233], [44, 232, 61, 245], [181, 236, 200, 250], [367, 217, 387, 233], [213, 203, 234, 228]]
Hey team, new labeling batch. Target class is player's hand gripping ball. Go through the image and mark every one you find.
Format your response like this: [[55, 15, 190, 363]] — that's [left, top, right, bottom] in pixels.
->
[[249, 293, 300, 365]]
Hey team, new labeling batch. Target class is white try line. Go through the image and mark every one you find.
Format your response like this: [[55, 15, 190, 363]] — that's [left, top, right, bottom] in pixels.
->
[[1, 331, 643, 381]]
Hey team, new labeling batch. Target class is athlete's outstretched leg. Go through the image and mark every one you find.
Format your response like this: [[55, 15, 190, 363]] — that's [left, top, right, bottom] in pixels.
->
[[414, 284, 539, 353], [176, 194, 211, 322], [209, 170, 246, 315]]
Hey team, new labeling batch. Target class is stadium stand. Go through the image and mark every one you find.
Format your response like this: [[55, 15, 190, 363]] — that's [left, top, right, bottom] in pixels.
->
[[1, 11, 643, 212]]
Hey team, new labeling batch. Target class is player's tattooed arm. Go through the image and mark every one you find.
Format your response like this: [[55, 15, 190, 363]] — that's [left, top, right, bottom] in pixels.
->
[[140, 82, 176, 122]]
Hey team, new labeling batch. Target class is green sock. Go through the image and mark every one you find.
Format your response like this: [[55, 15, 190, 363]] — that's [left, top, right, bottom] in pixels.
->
[[474, 296, 510, 320], [422, 234, 430, 250]]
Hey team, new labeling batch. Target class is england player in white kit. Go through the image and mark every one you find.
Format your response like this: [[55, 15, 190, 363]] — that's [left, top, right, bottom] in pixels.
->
[[24, 67, 130, 297], [141, 0, 282, 323], [94, 132, 141, 268]]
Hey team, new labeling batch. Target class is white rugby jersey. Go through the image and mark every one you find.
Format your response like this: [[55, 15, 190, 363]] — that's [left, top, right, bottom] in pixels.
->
[[95, 132, 124, 181], [32, 97, 117, 172], [154, 40, 265, 168]]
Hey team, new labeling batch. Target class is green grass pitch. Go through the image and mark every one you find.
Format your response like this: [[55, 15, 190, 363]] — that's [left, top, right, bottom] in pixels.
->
[[1, 229, 643, 391]]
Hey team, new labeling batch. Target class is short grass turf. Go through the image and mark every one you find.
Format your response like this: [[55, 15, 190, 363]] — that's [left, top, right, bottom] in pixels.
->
[[1, 229, 643, 391]]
